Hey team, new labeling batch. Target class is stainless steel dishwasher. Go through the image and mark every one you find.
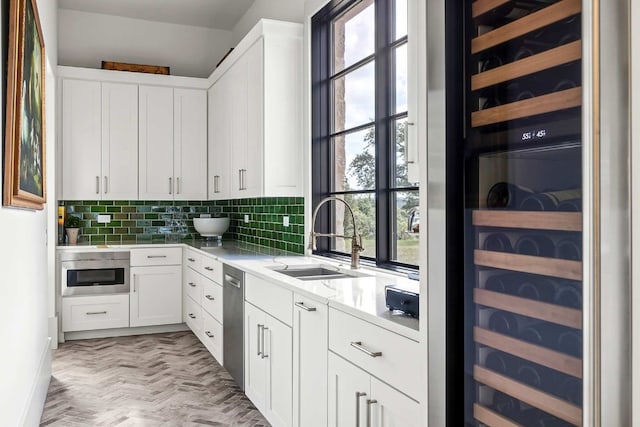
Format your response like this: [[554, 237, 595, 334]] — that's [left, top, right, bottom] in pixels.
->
[[223, 264, 244, 390]]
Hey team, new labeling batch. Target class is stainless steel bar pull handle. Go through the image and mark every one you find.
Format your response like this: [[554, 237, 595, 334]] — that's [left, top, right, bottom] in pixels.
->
[[350, 341, 382, 358], [147, 255, 167, 259], [104, 176, 108, 194], [204, 266, 214, 271], [214, 175, 220, 193], [205, 295, 214, 301], [366, 399, 377, 427], [295, 301, 317, 312], [86, 311, 107, 315], [224, 274, 241, 288], [238, 170, 243, 191], [261, 326, 269, 359], [169, 177, 172, 194], [205, 331, 214, 338], [188, 313, 196, 319], [355, 392, 366, 427], [176, 177, 180, 194], [188, 282, 196, 288], [405, 121, 416, 164], [187, 258, 196, 262], [257, 324, 263, 356], [96, 176, 100, 194]]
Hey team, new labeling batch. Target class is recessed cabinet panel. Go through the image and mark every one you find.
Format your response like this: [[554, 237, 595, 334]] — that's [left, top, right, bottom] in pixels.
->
[[130, 265, 182, 327], [328, 352, 370, 427], [208, 79, 232, 199], [139, 85, 174, 200], [174, 88, 207, 200], [62, 79, 102, 200]]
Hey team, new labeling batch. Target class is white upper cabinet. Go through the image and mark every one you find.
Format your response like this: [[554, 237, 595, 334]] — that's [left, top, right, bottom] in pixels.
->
[[139, 85, 175, 200], [139, 85, 207, 200], [62, 79, 138, 200], [102, 83, 139, 200], [174, 88, 207, 200], [207, 20, 303, 200]]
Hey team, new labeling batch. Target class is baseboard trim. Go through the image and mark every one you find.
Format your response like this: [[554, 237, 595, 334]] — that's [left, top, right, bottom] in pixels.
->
[[21, 337, 52, 427], [64, 323, 190, 341]]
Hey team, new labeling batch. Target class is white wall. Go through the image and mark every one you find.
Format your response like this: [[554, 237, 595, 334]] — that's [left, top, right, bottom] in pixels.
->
[[232, 0, 304, 44], [58, 9, 233, 78], [0, 0, 58, 424]]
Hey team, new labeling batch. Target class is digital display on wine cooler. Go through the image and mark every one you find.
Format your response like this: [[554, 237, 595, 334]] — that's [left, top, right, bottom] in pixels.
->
[[521, 129, 547, 142]]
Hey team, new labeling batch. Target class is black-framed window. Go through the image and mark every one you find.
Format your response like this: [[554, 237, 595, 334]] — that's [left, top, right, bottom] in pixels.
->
[[312, 0, 419, 269]]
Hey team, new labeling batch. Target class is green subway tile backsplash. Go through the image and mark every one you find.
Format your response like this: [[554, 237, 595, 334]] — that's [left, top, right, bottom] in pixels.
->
[[60, 197, 306, 254]]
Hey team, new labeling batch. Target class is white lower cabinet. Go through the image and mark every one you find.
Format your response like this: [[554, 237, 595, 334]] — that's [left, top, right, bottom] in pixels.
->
[[202, 311, 223, 363], [184, 295, 203, 337], [245, 301, 293, 427], [328, 352, 420, 427], [130, 265, 182, 327], [293, 294, 328, 427], [62, 294, 129, 332]]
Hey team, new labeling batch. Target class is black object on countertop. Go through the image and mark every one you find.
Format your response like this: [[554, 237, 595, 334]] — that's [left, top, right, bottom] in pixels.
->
[[385, 284, 419, 319]]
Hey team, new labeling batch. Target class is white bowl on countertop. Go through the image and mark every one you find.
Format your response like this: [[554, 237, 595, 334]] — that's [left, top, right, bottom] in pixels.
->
[[193, 217, 230, 238]]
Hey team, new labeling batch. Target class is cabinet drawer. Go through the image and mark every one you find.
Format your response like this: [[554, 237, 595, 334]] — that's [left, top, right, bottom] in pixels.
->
[[183, 267, 202, 304], [202, 279, 223, 322], [62, 294, 129, 332], [245, 273, 293, 326], [183, 248, 202, 271], [202, 311, 224, 365], [131, 247, 182, 266], [200, 256, 223, 283], [329, 308, 421, 400], [184, 295, 203, 337]]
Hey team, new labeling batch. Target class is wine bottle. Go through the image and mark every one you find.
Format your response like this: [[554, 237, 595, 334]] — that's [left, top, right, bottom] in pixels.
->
[[515, 234, 556, 257], [487, 182, 534, 209], [557, 376, 583, 406], [553, 79, 578, 92], [555, 237, 582, 260], [556, 330, 582, 357], [520, 322, 563, 348], [474, 2, 515, 26], [519, 189, 582, 211], [480, 54, 503, 72], [517, 277, 560, 303], [506, 82, 536, 103], [488, 311, 538, 337], [492, 391, 520, 419], [527, 414, 574, 427], [516, 363, 556, 394], [485, 273, 522, 294], [485, 350, 518, 376], [483, 232, 514, 252], [553, 281, 582, 309], [557, 198, 582, 211]]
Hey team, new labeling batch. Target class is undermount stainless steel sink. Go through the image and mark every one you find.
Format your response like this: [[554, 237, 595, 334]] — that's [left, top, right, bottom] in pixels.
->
[[269, 264, 369, 281]]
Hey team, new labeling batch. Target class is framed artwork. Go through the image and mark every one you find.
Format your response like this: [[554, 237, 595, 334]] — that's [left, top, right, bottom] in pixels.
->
[[3, 0, 46, 210]]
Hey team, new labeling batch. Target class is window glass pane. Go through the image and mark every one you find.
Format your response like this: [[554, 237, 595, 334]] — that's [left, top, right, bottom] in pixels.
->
[[394, 117, 418, 187], [394, 43, 408, 113], [392, 191, 419, 264], [395, 0, 408, 40], [333, 61, 375, 132], [332, 127, 376, 192], [330, 194, 377, 259], [333, 0, 375, 74]]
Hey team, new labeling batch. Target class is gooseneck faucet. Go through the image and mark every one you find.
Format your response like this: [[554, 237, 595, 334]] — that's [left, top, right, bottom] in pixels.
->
[[309, 196, 364, 269]]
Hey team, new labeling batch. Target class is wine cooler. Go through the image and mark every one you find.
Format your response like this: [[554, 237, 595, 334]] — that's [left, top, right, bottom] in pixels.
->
[[423, 0, 631, 426]]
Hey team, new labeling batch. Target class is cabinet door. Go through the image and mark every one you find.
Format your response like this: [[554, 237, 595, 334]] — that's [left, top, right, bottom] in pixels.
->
[[328, 352, 370, 427], [293, 296, 328, 427], [264, 313, 293, 427], [62, 79, 102, 200], [208, 78, 231, 199], [139, 85, 174, 200], [230, 54, 249, 196], [130, 265, 182, 327], [243, 39, 264, 198], [174, 88, 207, 200], [245, 302, 268, 411], [101, 82, 138, 200], [370, 377, 420, 427]]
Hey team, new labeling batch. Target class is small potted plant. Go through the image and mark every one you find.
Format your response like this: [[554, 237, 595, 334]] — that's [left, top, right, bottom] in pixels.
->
[[65, 215, 82, 245]]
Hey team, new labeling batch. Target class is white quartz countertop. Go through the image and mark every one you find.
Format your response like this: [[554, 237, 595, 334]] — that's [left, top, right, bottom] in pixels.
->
[[57, 240, 420, 341]]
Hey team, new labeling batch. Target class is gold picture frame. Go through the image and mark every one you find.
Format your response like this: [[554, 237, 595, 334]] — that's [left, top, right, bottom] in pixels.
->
[[3, 0, 46, 210]]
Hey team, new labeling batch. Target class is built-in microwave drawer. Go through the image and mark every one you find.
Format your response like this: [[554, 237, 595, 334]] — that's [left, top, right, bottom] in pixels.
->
[[131, 247, 182, 267], [328, 307, 421, 401], [62, 294, 129, 332]]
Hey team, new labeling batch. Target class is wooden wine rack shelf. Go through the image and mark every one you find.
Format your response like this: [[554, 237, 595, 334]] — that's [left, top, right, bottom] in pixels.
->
[[474, 288, 582, 329], [472, 210, 582, 231], [472, 40, 582, 91], [472, 86, 582, 127], [474, 249, 583, 281], [474, 365, 582, 425], [474, 327, 582, 378], [474, 404, 522, 427], [471, 0, 582, 54]]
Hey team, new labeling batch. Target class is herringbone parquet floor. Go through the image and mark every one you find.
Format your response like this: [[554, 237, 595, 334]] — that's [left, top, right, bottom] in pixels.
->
[[40, 331, 270, 426]]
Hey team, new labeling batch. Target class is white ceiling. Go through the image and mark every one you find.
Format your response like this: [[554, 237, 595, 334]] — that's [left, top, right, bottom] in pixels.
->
[[58, 0, 256, 31]]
